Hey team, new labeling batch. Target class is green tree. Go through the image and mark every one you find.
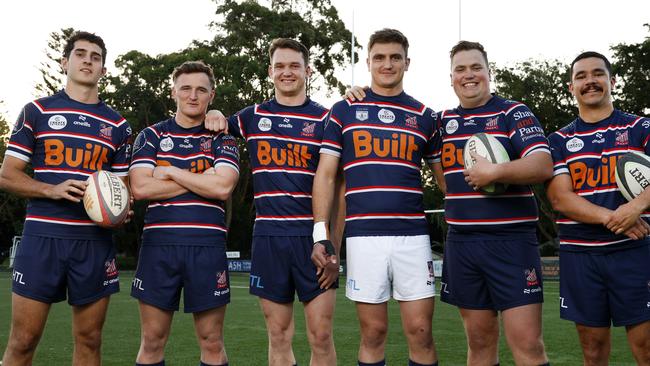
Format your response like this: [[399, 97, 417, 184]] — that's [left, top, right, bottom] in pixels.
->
[[103, 0, 358, 255], [35, 27, 77, 97], [493, 59, 577, 249], [611, 24, 650, 116]]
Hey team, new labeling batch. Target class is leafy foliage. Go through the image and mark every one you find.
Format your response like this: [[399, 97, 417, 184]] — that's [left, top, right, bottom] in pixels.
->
[[611, 24, 650, 116]]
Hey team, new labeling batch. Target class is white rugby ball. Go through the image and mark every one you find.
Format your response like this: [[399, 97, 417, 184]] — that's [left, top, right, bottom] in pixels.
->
[[83, 170, 130, 228], [615, 151, 650, 202], [463, 133, 511, 195]]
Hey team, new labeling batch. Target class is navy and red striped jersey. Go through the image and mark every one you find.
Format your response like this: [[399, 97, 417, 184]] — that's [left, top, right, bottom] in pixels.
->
[[321, 89, 436, 237], [548, 109, 650, 250], [432, 95, 550, 235], [227, 98, 327, 236], [5, 90, 132, 239], [130, 118, 239, 245]]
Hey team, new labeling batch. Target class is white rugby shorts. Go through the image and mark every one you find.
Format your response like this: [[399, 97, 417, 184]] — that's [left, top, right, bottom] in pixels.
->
[[345, 235, 435, 303]]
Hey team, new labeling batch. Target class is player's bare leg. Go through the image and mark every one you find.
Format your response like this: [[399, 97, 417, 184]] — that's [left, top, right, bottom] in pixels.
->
[[1, 293, 51, 365], [356, 302, 388, 363], [136, 301, 174, 364], [459, 308, 499, 366], [626, 320, 650, 365], [575, 324, 610, 366], [260, 298, 296, 366], [194, 305, 228, 365], [399, 298, 437, 364], [303, 289, 336, 366], [502, 303, 547, 365], [71, 296, 110, 366]]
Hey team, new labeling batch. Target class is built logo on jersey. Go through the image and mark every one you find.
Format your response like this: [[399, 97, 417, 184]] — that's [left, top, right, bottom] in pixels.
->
[[356, 109, 369, 121], [257, 141, 311, 167], [352, 130, 419, 160], [566, 137, 584, 152], [446, 119, 459, 134], [160, 136, 174, 152], [48, 115, 67, 130], [378, 108, 395, 124], [44, 139, 110, 170], [258, 117, 272, 131], [568, 155, 619, 190], [301, 122, 316, 137]]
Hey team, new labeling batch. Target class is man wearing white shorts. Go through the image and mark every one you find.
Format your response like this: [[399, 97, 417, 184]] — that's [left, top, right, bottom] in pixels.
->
[[312, 28, 439, 366]]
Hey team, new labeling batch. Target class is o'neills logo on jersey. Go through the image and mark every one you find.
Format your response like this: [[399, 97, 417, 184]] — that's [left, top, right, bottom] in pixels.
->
[[568, 155, 619, 190], [44, 139, 110, 170], [566, 137, 584, 152], [615, 130, 629, 146], [378, 109, 395, 124], [257, 141, 312, 167], [48, 115, 67, 130], [160, 137, 174, 152], [445, 119, 459, 134], [352, 130, 418, 160], [258, 117, 272, 132]]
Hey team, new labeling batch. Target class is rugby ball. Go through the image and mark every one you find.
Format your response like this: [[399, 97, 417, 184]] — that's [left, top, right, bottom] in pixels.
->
[[83, 170, 130, 228], [463, 133, 511, 195], [615, 152, 650, 202]]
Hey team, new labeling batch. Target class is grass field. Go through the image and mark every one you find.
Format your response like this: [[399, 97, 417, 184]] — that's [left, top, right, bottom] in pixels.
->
[[0, 272, 636, 365]]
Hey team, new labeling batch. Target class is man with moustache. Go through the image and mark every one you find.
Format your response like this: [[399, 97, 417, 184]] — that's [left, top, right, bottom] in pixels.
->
[[546, 51, 650, 365]]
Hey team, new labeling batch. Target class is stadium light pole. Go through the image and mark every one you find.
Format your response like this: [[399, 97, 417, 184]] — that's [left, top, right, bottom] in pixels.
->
[[351, 7, 355, 86], [458, 0, 462, 41]]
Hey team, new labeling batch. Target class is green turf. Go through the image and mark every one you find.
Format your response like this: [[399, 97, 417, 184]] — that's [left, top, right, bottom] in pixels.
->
[[0, 272, 636, 365]]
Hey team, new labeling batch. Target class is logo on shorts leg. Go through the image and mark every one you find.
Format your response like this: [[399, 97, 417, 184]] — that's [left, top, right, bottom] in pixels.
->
[[12, 270, 26, 285], [347, 278, 360, 291], [103, 259, 119, 286], [427, 260, 434, 286], [214, 270, 230, 296], [132, 277, 144, 291], [523, 268, 542, 294]]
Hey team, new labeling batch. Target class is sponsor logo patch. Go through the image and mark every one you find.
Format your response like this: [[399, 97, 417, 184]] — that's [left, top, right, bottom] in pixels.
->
[[356, 109, 368, 121], [258, 117, 272, 132], [378, 108, 395, 124], [566, 137, 584, 152], [48, 115, 67, 130], [159, 136, 174, 152], [445, 119, 459, 134]]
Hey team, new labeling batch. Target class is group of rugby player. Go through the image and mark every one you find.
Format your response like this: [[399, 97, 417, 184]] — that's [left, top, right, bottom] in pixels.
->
[[1, 27, 649, 366]]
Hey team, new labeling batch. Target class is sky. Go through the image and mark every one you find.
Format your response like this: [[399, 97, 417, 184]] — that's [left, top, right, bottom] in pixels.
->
[[0, 0, 648, 124]]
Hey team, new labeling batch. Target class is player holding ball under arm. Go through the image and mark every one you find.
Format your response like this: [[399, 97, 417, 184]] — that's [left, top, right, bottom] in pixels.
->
[[546, 51, 650, 366], [346, 40, 552, 366]]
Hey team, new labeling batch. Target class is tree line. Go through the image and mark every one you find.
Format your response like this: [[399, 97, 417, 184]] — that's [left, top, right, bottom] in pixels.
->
[[0, 0, 648, 259]]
